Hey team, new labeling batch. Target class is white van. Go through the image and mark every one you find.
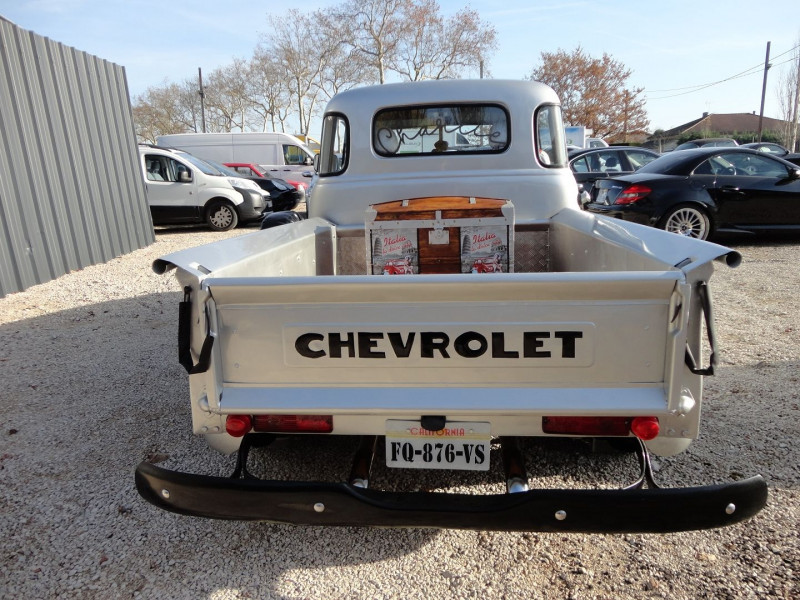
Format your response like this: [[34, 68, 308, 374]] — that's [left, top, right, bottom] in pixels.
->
[[155, 132, 316, 179], [139, 145, 270, 231]]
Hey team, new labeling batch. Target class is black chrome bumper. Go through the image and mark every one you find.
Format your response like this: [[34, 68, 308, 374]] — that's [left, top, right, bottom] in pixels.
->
[[135, 462, 767, 533]]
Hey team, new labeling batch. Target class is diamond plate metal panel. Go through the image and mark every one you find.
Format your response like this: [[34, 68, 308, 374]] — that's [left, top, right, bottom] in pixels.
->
[[514, 228, 551, 273]]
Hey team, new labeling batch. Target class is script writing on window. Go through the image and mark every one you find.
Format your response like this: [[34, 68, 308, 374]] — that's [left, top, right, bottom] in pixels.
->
[[373, 105, 509, 157]]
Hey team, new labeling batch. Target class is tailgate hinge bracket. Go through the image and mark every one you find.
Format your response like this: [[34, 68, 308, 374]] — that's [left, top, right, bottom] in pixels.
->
[[684, 281, 717, 376], [178, 286, 214, 374]]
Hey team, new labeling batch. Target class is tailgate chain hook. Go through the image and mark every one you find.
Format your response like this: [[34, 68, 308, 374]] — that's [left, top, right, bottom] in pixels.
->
[[624, 439, 661, 491], [230, 434, 276, 479]]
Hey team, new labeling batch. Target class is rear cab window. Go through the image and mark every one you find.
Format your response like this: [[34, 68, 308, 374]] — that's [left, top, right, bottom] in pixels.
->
[[372, 104, 510, 156]]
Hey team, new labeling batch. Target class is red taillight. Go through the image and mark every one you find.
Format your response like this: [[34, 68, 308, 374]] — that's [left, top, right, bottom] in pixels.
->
[[225, 414, 252, 437], [252, 414, 333, 433], [614, 184, 652, 205], [542, 416, 631, 436], [630, 416, 660, 440]]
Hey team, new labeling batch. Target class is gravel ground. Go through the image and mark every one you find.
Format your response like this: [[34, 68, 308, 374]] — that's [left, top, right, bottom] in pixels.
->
[[1, 226, 798, 599]]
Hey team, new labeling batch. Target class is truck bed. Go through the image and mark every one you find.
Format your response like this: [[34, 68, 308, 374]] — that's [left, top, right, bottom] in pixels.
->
[[155, 208, 739, 455]]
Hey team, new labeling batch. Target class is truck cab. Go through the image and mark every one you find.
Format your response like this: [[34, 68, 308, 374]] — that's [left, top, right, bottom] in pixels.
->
[[311, 80, 576, 226]]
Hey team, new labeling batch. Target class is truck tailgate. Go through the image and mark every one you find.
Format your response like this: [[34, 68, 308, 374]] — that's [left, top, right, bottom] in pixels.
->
[[201, 271, 689, 416]]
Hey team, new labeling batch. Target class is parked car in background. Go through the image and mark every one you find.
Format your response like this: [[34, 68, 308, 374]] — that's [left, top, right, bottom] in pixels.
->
[[586, 137, 609, 148], [139, 145, 268, 231], [224, 162, 310, 195], [249, 176, 302, 212], [739, 142, 790, 156], [569, 146, 660, 206], [204, 159, 301, 212], [673, 138, 738, 151], [157, 132, 315, 179], [585, 148, 800, 240]]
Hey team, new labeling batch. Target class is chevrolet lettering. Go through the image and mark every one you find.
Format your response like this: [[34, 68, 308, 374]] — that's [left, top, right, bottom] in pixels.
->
[[137, 79, 767, 533], [292, 327, 587, 363]]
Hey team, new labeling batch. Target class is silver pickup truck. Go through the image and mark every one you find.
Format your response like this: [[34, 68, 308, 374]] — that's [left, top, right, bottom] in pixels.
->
[[136, 80, 766, 532]]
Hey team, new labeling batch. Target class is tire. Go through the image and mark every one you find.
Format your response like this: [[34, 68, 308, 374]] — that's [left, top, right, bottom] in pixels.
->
[[658, 205, 710, 240], [205, 200, 238, 231]]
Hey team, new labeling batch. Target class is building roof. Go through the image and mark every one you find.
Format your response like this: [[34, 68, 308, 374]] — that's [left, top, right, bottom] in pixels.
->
[[662, 112, 789, 137]]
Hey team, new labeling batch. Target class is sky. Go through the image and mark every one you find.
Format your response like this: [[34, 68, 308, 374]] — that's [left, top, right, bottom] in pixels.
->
[[2, 0, 799, 135]]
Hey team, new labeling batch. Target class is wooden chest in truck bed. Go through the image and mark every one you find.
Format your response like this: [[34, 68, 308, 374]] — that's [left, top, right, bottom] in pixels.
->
[[365, 196, 515, 275]]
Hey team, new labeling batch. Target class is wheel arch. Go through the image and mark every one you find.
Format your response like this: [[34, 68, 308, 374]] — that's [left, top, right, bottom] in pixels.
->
[[203, 195, 239, 212], [649, 186, 717, 228]]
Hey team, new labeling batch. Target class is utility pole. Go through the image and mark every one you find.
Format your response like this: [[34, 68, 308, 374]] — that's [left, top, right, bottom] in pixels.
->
[[757, 41, 771, 142], [791, 52, 800, 152], [198, 67, 206, 133]]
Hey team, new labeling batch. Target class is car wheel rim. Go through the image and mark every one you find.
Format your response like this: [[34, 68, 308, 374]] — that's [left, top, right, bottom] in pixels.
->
[[211, 206, 233, 229], [665, 208, 706, 239]]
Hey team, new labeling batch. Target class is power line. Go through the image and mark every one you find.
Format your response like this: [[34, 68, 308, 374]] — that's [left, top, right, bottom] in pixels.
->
[[645, 43, 800, 101], [648, 66, 763, 94]]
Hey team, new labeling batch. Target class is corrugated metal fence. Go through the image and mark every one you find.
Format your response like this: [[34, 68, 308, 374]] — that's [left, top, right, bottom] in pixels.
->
[[0, 18, 154, 298]]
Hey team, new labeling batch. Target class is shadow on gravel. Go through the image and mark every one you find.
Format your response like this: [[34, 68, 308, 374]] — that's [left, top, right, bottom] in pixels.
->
[[1, 279, 796, 598], [0, 291, 437, 598], [713, 230, 800, 248]]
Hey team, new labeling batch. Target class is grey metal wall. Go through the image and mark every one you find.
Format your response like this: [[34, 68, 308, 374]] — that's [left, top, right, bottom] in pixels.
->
[[0, 18, 154, 298]]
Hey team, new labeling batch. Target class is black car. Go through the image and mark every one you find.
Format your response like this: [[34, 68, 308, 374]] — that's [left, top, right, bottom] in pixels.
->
[[585, 148, 800, 240], [739, 142, 789, 156], [673, 138, 738, 151], [569, 147, 660, 203], [206, 160, 301, 212], [247, 176, 302, 212]]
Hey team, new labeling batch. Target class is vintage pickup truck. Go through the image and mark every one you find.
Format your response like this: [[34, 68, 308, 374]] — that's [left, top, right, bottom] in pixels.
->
[[135, 80, 767, 532]]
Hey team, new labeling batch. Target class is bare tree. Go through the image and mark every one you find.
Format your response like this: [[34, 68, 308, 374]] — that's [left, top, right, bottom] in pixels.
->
[[776, 40, 799, 152], [335, 0, 411, 84], [316, 10, 375, 100], [529, 47, 649, 141], [203, 59, 253, 132], [248, 47, 294, 132], [132, 81, 202, 142], [130, 0, 501, 141], [265, 9, 332, 136], [391, 1, 496, 81]]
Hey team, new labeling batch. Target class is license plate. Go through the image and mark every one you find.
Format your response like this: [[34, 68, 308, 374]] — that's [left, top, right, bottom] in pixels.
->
[[385, 420, 491, 471], [597, 188, 608, 205]]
